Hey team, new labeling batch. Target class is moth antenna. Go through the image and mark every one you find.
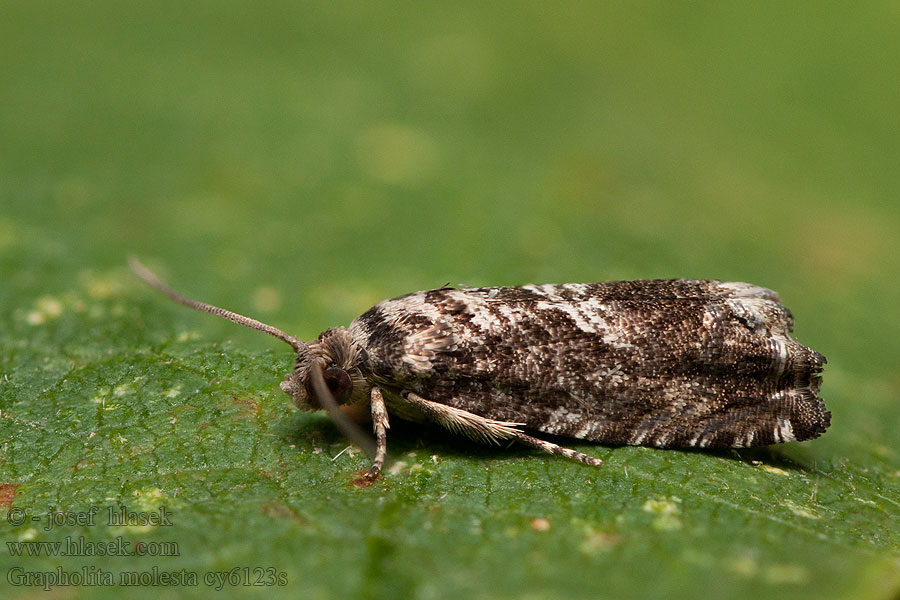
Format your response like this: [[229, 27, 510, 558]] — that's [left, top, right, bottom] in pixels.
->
[[310, 360, 377, 459], [129, 256, 306, 353]]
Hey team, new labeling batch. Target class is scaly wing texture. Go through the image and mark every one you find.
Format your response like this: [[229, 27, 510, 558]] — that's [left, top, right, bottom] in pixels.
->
[[350, 280, 829, 448]]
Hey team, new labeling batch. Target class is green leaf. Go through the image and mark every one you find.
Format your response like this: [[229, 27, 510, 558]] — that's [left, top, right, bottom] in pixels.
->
[[2, 2, 899, 599]]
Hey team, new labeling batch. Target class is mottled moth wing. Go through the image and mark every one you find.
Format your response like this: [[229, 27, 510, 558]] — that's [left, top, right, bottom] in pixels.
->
[[350, 279, 829, 449]]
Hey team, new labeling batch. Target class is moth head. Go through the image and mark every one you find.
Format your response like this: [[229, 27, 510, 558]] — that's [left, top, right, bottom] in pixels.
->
[[279, 327, 369, 411], [130, 256, 377, 458]]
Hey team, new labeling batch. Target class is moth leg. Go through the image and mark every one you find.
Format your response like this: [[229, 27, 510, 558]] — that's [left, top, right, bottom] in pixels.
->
[[364, 386, 390, 480], [400, 391, 603, 468], [506, 431, 604, 468]]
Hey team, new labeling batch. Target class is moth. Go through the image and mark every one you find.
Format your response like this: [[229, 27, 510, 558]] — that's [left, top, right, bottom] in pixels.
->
[[130, 258, 829, 480]]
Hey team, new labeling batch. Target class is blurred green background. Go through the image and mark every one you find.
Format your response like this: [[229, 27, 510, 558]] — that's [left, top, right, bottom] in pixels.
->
[[1, 2, 898, 599]]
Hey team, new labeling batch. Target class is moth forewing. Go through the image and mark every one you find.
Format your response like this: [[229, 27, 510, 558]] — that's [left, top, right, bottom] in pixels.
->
[[348, 280, 828, 451]]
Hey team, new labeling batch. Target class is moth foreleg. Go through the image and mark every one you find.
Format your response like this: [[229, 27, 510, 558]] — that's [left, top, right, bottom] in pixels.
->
[[400, 391, 603, 468], [364, 386, 390, 480]]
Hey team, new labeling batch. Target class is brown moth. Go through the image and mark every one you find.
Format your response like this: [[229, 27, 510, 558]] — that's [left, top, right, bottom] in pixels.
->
[[130, 258, 829, 480]]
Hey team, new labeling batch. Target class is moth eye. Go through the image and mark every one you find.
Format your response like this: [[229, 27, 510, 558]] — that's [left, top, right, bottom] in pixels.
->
[[322, 367, 353, 404]]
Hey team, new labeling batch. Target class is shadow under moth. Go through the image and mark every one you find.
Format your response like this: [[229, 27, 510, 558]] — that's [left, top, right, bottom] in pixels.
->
[[130, 258, 829, 480]]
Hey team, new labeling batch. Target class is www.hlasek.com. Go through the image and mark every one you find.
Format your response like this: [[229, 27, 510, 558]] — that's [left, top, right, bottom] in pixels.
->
[[7, 566, 288, 591], [7, 535, 178, 557]]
